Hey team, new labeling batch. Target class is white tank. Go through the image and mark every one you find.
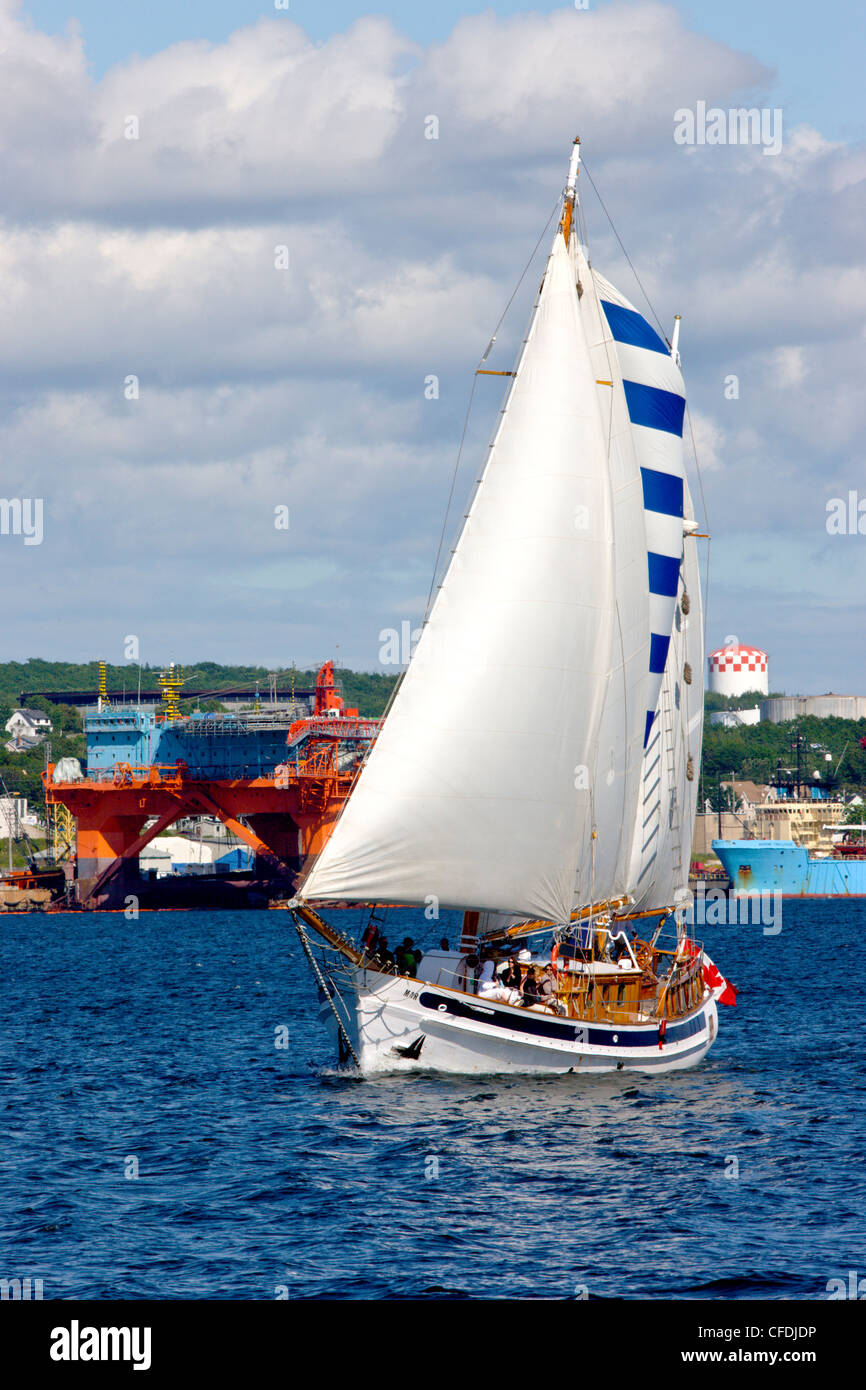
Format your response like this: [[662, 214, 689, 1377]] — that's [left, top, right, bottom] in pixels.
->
[[707, 642, 769, 697], [760, 693, 866, 723]]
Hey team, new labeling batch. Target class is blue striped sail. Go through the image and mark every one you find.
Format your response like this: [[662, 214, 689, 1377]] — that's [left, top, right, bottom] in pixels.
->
[[594, 276, 686, 745]]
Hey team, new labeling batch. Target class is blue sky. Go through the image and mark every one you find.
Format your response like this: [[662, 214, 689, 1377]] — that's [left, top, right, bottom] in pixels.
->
[[23, 0, 865, 140], [1, 1, 864, 696]]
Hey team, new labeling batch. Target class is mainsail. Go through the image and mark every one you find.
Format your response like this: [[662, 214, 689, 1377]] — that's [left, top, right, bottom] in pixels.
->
[[302, 234, 617, 923]]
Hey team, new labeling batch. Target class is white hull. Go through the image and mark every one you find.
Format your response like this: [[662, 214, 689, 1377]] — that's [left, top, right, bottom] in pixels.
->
[[315, 955, 719, 1076]]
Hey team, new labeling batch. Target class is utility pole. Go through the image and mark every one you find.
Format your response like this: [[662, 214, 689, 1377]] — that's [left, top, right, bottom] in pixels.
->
[[44, 740, 52, 865]]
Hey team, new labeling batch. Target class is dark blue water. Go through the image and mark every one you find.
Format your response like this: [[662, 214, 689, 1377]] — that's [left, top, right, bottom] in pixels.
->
[[1, 900, 863, 1300]]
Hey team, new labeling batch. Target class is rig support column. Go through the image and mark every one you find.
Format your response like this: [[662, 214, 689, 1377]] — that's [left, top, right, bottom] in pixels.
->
[[77, 811, 150, 909]]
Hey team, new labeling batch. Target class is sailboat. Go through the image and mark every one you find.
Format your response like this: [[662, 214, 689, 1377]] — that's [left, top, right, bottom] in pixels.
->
[[288, 138, 735, 1074]]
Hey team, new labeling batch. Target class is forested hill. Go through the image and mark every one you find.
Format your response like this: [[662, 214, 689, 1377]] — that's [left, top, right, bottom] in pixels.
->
[[702, 714, 866, 797], [0, 661, 401, 808], [0, 660, 399, 720], [2, 661, 865, 803]]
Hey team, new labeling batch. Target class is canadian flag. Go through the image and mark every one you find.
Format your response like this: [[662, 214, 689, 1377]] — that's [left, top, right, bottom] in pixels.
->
[[702, 954, 738, 1007], [680, 939, 738, 1007]]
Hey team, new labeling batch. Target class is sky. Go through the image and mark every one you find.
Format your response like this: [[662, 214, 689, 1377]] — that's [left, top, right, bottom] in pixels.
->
[[1, 0, 864, 694]]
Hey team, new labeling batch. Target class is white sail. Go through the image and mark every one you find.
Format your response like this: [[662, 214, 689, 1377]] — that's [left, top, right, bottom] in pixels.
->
[[590, 271, 687, 756], [677, 496, 705, 894], [628, 479, 704, 908], [571, 243, 650, 908], [578, 262, 699, 909], [302, 234, 616, 923]]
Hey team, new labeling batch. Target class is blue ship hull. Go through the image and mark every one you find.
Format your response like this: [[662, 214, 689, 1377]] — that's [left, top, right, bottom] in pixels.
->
[[712, 839, 866, 897]]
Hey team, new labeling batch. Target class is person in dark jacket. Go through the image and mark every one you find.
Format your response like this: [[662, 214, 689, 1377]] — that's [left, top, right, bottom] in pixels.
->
[[521, 966, 541, 1008], [502, 956, 522, 990], [374, 937, 395, 968]]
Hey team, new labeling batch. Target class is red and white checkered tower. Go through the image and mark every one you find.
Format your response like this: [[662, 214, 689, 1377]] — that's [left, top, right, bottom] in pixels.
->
[[707, 642, 769, 697]]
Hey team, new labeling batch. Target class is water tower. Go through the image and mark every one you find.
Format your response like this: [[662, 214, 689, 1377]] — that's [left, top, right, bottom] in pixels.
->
[[707, 642, 769, 697]]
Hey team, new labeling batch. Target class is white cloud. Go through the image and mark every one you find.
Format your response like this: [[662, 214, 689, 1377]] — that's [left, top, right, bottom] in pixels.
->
[[686, 410, 725, 473], [765, 345, 807, 388], [0, 0, 862, 681]]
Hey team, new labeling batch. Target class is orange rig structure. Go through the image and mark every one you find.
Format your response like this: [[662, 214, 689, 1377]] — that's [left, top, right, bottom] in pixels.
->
[[42, 662, 379, 910]]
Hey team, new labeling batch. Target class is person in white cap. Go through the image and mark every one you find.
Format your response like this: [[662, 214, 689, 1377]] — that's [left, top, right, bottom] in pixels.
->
[[479, 958, 522, 1005], [477, 953, 497, 994]]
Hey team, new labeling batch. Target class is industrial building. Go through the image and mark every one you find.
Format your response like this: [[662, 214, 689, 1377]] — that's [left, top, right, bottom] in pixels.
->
[[707, 638, 866, 725], [709, 707, 761, 729], [42, 661, 379, 909]]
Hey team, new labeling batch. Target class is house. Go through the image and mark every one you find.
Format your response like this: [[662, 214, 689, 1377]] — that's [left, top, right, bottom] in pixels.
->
[[4, 733, 45, 755], [5, 709, 52, 740], [0, 795, 38, 837], [720, 779, 769, 813]]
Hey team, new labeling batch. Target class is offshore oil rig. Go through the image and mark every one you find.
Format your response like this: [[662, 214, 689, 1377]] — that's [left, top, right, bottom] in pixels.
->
[[41, 662, 378, 910]]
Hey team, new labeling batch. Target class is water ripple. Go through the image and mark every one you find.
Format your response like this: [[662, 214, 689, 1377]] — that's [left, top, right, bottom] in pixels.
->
[[0, 901, 862, 1299]]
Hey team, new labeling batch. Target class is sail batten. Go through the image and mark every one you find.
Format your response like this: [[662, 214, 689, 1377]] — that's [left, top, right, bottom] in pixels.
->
[[302, 235, 617, 923]]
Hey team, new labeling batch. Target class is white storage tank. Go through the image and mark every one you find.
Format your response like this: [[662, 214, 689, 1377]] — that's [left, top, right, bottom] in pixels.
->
[[708, 642, 769, 697], [760, 693, 866, 723]]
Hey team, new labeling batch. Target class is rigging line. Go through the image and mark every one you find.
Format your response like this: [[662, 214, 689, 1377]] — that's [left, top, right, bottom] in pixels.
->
[[576, 192, 589, 253], [291, 915, 361, 1069], [421, 194, 562, 625], [684, 399, 711, 634], [579, 159, 669, 340], [684, 401, 710, 534], [422, 371, 478, 625], [308, 206, 566, 865], [350, 197, 564, 770]]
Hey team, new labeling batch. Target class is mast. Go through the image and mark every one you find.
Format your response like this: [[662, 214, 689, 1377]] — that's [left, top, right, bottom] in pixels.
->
[[559, 136, 581, 244], [670, 314, 681, 364]]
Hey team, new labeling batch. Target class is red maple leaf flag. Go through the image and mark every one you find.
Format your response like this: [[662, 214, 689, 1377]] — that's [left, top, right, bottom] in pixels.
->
[[676, 938, 738, 1006], [702, 956, 738, 1007]]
